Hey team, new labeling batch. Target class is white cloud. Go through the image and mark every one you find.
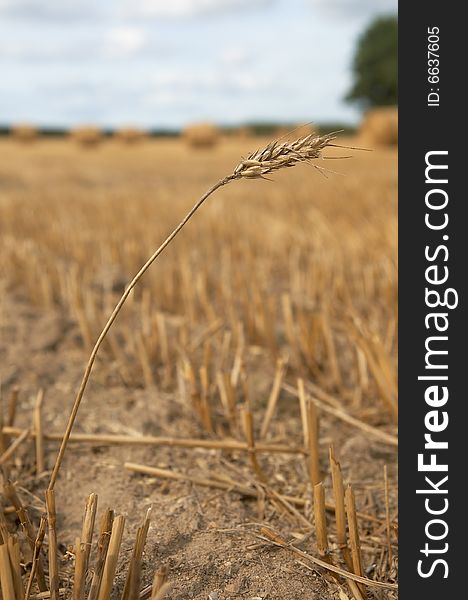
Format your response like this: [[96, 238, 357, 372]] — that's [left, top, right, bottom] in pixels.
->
[[308, 0, 397, 20], [0, 0, 373, 128], [120, 0, 272, 18], [0, 0, 272, 21], [0, 31, 92, 62], [148, 69, 273, 95], [103, 27, 147, 58], [221, 47, 250, 67], [0, 0, 106, 20]]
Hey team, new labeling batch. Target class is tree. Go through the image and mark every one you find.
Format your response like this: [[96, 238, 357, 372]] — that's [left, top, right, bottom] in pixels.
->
[[346, 16, 397, 108]]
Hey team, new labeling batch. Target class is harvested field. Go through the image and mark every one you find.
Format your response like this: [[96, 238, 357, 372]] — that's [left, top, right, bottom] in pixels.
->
[[0, 134, 397, 599]]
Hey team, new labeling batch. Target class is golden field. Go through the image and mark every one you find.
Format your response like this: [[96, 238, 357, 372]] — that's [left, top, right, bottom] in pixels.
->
[[0, 134, 397, 599]]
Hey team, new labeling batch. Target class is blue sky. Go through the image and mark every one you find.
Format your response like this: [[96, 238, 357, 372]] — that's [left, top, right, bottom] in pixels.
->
[[0, 0, 397, 128]]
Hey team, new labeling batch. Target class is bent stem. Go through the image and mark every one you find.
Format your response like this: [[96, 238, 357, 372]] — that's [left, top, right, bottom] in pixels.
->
[[48, 175, 234, 490], [48, 130, 340, 490]]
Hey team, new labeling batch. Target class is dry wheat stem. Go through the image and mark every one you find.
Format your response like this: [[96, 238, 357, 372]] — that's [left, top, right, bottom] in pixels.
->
[[3, 426, 302, 454], [48, 133, 337, 490], [123, 462, 392, 527], [257, 527, 397, 590], [0, 428, 30, 466], [30, 592, 67, 599], [47, 178, 229, 489]]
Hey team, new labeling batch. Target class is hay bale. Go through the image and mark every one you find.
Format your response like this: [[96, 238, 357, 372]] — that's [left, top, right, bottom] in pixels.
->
[[183, 123, 220, 149], [360, 107, 398, 146], [115, 127, 146, 144], [11, 123, 38, 143], [70, 126, 103, 148], [235, 126, 251, 140]]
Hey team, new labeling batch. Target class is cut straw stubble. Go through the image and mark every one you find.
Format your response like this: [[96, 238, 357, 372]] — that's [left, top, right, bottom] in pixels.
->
[[3, 481, 48, 592], [73, 538, 86, 600], [7, 386, 19, 433], [297, 378, 309, 445], [0, 540, 16, 600], [383, 464, 393, 567], [1, 386, 19, 450], [96, 514, 125, 600], [329, 446, 347, 550], [45, 490, 60, 600], [198, 365, 214, 433], [260, 356, 287, 439], [216, 371, 238, 436], [0, 395, 6, 456], [7, 534, 24, 599], [306, 399, 321, 487], [73, 493, 98, 600], [313, 482, 328, 556], [87, 508, 114, 600], [121, 508, 151, 600], [82, 493, 98, 563], [139, 565, 169, 600], [151, 582, 172, 600], [152, 565, 168, 596], [345, 485, 365, 596], [241, 405, 267, 483], [34, 388, 45, 476]]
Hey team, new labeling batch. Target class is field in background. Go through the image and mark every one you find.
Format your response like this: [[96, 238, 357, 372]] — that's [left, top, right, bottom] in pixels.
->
[[0, 134, 397, 599]]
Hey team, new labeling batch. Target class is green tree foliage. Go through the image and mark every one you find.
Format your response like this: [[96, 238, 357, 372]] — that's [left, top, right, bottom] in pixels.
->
[[346, 16, 398, 108]]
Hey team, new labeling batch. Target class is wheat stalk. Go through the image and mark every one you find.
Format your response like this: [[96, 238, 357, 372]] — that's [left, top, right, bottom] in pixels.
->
[[48, 132, 338, 490]]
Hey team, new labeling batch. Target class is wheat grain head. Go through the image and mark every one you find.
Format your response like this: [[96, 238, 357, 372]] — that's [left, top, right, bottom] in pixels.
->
[[232, 132, 338, 179]]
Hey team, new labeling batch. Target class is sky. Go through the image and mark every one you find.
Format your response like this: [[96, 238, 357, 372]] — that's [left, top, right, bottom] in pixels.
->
[[0, 0, 397, 129]]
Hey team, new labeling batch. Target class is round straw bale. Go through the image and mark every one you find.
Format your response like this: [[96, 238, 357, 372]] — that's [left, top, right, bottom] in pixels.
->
[[183, 123, 220, 149], [70, 126, 103, 148], [235, 126, 252, 140], [11, 123, 38, 143], [360, 107, 398, 146], [115, 127, 146, 144]]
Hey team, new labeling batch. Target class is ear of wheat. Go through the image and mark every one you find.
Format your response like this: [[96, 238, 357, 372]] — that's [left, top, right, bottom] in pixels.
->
[[232, 132, 337, 179]]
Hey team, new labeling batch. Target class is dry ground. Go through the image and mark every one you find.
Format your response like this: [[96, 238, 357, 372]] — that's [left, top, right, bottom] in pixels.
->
[[0, 134, 397, 599]]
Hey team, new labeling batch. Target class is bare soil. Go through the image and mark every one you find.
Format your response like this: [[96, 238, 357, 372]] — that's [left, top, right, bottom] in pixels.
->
[[1, 289, 396, 599]]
